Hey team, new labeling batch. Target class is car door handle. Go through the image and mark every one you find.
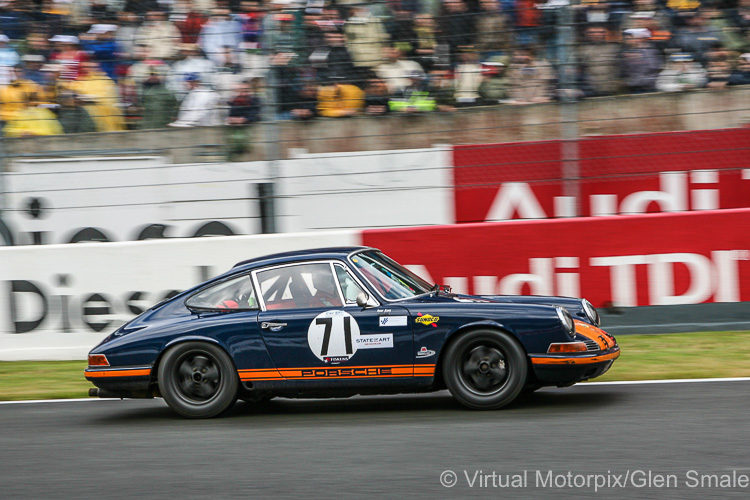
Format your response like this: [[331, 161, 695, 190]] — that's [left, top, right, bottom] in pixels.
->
[[261, 322, 287, 331]]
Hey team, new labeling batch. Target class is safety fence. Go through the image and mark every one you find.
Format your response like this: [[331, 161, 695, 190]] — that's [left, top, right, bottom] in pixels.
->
[[1, 125, 749, 247]]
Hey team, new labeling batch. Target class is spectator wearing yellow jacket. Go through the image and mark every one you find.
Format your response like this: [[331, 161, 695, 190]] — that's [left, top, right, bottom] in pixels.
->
[[317, 79, 364, 118], [69, 61, 125, 132], [3, 93, 63, 137], [0, 70, 42, 122]]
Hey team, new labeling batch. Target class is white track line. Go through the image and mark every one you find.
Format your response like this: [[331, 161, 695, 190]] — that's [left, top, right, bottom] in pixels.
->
[[582, 377, 750, 386], [0, 398, 114, 405], [2, 377, 750, 405]]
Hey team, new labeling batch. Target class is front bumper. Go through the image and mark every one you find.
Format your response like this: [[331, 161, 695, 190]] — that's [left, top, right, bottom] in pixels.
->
[[529, 320, 620, 385], [529, 347, 620, 384]]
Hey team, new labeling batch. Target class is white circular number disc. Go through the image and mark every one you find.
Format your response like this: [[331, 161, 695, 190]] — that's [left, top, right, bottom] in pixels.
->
[[307, 310, 361, 362]]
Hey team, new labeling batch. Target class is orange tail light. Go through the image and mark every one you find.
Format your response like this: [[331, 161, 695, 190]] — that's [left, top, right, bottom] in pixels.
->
[[88, 354, 110, 366]]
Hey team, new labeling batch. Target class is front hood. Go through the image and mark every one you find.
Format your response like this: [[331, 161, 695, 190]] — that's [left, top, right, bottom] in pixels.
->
[[480, 295, 592, 324], [479, 294, 581, 308], [394, 293, 594, 325]]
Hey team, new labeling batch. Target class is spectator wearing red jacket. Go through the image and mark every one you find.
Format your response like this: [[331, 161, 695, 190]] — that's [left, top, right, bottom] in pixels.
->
[[515, 0, 542, 46], [48, 35, 88, 80]]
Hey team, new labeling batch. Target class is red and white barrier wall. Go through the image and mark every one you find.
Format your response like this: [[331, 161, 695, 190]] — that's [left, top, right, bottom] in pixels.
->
[[2, 127, 749, 358], [454, 127, 750, 222], [365, 209, 750, 309], [2, 208, 749, 359], [3, 128, 748, 247]]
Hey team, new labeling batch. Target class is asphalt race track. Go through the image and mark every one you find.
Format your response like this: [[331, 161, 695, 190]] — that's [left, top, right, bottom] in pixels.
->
[[2, 380, 750, 499]]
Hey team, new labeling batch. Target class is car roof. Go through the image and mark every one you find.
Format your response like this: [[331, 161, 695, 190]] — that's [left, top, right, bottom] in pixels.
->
[[232, 246, 376, 271]]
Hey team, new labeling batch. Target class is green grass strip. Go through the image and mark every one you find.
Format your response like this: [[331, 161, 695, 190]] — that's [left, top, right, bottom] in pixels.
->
[[1, 331, 749, 401], [0, 361, 90, 401], [594, 331, 750, 382]]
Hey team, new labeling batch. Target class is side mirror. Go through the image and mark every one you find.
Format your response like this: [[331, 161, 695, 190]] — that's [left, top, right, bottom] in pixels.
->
[[356, 292, 370, 308]]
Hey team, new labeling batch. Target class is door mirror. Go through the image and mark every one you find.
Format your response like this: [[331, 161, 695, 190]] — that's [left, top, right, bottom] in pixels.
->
[[356, 292, 370, 308]]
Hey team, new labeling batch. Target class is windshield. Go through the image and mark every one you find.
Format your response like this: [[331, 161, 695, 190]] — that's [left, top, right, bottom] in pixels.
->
[[350, 251, 432, 300]]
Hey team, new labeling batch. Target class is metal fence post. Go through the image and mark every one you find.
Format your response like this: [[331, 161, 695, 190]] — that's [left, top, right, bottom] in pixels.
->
[[0, 133, 5, 214], [256, 182, 276, 234], [260, 12, 280, 234], [556, 2, 581, 217]]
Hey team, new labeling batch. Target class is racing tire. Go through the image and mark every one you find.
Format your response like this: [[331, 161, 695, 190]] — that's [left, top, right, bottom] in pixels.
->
[[442, 329, 527, 410], [158, 342, 238, 418]]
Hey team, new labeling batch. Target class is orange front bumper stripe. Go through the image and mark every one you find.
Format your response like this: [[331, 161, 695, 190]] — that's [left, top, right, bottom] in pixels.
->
[[530, 349, 621, 365]]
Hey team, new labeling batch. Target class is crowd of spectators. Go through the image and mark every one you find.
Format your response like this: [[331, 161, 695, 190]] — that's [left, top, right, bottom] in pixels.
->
[[0, 0, 749, 135]]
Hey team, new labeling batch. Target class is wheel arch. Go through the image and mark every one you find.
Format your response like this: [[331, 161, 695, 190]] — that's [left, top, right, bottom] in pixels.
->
[[152, 336, 237, 386], [434, 321, 529, 389]]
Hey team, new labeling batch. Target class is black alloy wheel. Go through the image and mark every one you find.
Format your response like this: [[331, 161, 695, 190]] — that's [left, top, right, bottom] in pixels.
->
[[443, 329, 527, 410], [158, 342, 238, 418]]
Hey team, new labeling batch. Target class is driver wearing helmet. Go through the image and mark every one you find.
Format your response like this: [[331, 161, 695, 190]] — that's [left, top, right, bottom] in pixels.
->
[[310, 269, 343, 308]]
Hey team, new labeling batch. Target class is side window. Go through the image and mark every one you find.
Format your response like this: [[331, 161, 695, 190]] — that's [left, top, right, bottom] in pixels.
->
[[334, 264, 366, 303], [186, 274, 258, 311], [257, 263, 344, 310]]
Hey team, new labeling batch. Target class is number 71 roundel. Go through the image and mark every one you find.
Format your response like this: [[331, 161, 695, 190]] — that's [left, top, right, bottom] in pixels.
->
[[307, 310, 393, 363]]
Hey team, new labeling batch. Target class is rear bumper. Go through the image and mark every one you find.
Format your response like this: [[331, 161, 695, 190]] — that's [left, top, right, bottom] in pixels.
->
[[85, 366, 153, 393], [529, 347, 620, 385]]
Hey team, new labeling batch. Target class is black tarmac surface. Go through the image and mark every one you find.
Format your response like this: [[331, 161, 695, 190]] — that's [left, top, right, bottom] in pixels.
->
[[2, 380, 750, 499]]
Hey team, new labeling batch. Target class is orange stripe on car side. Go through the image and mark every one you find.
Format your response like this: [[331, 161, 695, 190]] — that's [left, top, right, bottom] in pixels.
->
[[237, 368, 285, 381], [239, 364, 415, 372], [85, 368, 152, 378], [280, 365, 413, 379], [238, 364, 437, 381], [414, 365, 436, 376], [530, 349, 620, 365], [284, 373, 407, 380]]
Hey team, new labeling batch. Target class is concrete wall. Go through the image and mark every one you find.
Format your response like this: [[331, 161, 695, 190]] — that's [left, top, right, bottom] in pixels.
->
[[601, 302, 750, 335], [5, 87, 750, 165]]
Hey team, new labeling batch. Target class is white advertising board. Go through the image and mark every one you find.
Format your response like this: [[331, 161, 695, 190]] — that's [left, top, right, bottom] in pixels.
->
[[1, 147, 452, 248], [3, 157, 270, 245], [277, 146, 453, 232], [0, 230, 358, 360]]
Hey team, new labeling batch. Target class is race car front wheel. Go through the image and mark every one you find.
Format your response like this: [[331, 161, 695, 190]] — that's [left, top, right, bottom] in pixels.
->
[[158, 342, 238, 418], [443, 329, 527, 410]]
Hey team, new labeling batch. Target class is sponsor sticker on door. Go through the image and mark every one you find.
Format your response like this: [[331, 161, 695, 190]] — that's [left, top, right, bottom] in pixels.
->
[[415, 313, 439, 327], [378, 316, 407, 327], [355, 334, 394, 349], [416, 346, 436, 358]]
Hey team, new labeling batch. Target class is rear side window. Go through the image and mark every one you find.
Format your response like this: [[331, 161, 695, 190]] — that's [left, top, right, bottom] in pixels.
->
[[186, 274, 258, 311]]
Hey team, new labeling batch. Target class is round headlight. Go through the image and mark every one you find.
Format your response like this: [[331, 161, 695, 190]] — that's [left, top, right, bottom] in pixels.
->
[[582, 299, 600, 327], [556, 307, 575, 337]]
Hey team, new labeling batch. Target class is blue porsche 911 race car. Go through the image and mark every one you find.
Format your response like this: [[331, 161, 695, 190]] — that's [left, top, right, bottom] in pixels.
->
[[86, 247, 620, 418]]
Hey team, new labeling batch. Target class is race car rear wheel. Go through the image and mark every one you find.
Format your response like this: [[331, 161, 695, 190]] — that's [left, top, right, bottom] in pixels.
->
[[158, 342, 238, 418], [443, 329, 527, 410]]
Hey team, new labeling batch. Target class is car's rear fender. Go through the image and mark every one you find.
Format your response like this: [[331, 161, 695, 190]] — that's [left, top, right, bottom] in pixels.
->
[[151, 336, 237, 387]]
